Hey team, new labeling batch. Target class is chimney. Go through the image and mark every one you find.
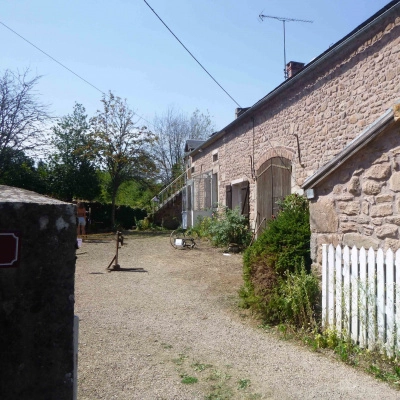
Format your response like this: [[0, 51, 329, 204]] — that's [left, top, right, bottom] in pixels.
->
[[235, 107, 250, 119], [286, 61, 305, 78]]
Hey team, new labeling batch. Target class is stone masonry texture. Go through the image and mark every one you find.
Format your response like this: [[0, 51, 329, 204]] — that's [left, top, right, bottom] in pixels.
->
[[0, 186, 76, 400], [310, 123, 400, 265], [189, 5, 400, 266]]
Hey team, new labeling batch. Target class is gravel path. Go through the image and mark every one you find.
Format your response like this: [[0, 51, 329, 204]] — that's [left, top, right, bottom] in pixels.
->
[[75, 233, 400, 399]]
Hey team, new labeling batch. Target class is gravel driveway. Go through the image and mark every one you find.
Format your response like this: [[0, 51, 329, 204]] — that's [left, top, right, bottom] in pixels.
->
[[75, 232, 400, 399]]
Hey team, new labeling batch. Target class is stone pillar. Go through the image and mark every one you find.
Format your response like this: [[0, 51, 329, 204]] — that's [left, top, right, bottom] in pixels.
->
[[0, 186, 76, 400]]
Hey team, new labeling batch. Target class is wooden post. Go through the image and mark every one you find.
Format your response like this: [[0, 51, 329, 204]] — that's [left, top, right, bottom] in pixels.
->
[[106, 231, 123, 271]]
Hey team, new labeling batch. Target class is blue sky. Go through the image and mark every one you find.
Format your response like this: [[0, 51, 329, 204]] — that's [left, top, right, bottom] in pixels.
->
[[1, 0, 391, 132]]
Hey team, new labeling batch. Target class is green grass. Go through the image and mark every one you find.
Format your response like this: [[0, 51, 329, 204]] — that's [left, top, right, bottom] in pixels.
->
[[170, 351, 263, 398], [238, 379, 251, 389], [172, 353, 188, 365], [191, 362, 213, 372], [180, 375, 198, 384]]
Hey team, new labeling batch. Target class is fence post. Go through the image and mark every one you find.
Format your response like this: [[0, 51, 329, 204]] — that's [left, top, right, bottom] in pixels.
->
[[396, 249, 400, 352], [359, 247, 367, 348], [351, 246, 359, 344], [386, 249, 394, 357], [328, 244, 335, 327], [377, 248, 385, 346], [322, 244, 328, 329], [335, 244, 342, 334], [367, 247, 376, 350], [343, 246, 351, 337]]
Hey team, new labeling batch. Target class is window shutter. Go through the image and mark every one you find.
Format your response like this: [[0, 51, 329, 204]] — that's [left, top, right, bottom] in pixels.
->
[[241, 181, 249, 217], [225, 184, 232, 209]]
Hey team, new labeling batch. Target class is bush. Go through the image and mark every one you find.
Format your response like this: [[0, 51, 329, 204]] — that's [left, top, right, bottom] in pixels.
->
[[208, 207, 251, 248], [240, 194, 317, 328], [187, 215, 213, 238], [213, 207, 251, 247], [245, 194, 311, 276], [188, 207, 251, 249], [267, 263, 320, 327]]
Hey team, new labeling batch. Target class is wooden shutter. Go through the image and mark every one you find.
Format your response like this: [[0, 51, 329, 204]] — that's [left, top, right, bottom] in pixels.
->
[[225, 184, 232, 209], [187, 184, 192, 211], [241, 181, 249, 217], [212, 173, 218, 208], [205, 175, 212, 209]]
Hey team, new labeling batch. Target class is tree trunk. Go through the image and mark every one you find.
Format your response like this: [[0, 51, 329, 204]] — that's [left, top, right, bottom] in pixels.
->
[[111, 192, 116, 229]]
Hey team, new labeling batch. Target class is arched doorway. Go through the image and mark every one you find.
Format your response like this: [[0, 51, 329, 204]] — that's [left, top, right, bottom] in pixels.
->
[[256, 156, 291, 230]]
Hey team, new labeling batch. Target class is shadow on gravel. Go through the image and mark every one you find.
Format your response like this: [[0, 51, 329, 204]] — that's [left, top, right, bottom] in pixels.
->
[[122, 231, 170, 237], [84, 240, 112, 244], [107, 267, 148, 273]]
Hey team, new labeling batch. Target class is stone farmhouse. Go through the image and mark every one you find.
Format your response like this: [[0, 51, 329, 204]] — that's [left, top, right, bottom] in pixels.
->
[[181, 0, 400, 268]]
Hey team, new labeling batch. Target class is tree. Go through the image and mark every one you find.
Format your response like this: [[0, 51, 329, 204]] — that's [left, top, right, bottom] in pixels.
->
[[0, 69, 49, 178], [90, 92, 157, 227], [0, 147, 49, 193], [48, 103, 100, 201], [152, 107, 215, 183]]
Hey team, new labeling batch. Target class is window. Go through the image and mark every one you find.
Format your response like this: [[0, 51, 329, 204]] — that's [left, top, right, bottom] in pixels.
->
[[225, 180, 249, 217], [212, 153, 218, 162]]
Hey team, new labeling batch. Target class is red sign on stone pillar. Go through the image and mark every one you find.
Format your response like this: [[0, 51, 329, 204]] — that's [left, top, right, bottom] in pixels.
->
[[0, 232, 21, 268]]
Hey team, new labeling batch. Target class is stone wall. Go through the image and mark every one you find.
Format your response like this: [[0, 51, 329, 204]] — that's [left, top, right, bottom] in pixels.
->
[[191, 6, 400, 231], [310, 122, 400, 265], [0, 186, 76, 400]]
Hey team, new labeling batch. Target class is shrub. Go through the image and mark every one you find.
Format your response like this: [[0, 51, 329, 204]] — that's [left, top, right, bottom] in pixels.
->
[[187, 215, 213, 238], [267, 263, 320, 327], [188, 207, 251, 249], [245, 194, 311, 276], [240, 194, 317, 328], [136, 217, 150, 231], [207, 207, 252, 248]]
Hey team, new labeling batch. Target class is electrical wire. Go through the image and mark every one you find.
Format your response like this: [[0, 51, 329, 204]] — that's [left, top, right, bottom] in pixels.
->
[[0, 21, 105, 96], [143, 1, 300, 188], [0, 20, 154, 128], [1, 13, 294, 174], [143, 0, 242, 108]]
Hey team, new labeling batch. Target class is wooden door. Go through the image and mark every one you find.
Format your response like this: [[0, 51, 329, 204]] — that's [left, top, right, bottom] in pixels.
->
[[256, 157, 291, 230]]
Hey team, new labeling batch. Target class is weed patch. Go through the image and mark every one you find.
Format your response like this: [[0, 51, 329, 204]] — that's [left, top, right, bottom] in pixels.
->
[[191, 362, 213, 372], [180, 374, 198, 384], [172, 353, 188, 365], [169, 351, 262, 398], [238, 378, 251, 389]]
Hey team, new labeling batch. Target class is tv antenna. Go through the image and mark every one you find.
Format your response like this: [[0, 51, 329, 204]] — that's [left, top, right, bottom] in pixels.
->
[[259, 13, 313, 79]]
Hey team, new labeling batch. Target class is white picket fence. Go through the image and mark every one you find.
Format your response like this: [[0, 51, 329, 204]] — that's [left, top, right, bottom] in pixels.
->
[[322, 244, 400, 356]]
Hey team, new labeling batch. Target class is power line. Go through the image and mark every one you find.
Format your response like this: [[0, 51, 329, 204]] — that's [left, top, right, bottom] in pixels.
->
[[143, 0, 242, 108], [0, 21, 105, 95], [0, 20, 154, 128]]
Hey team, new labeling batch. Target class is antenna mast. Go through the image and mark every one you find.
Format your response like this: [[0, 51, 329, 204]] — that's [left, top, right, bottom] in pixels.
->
[[259, 14, 313, 79]]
